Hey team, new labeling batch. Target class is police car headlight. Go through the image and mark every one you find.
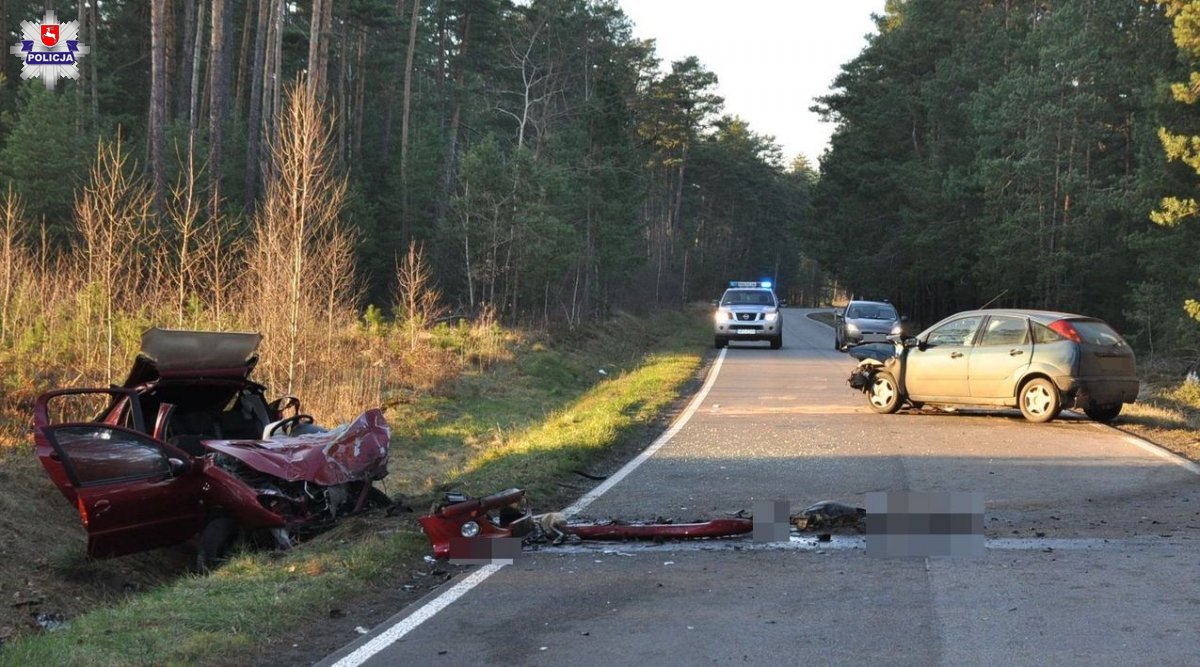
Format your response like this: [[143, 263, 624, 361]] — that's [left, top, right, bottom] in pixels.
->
[[764, 312, 779, 322], [891, 324, 903, 335], [714, 309, 732, 322], [845, 323, 859, 333]]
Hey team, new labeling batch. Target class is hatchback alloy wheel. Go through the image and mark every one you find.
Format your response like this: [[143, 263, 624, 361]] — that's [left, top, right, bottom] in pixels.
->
[[867, 371, 902, 414], [1019, 377, 1061, 423]]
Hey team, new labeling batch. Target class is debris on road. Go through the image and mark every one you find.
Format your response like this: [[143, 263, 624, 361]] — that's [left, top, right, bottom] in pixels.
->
[[790, 501, 867, 531], [417, 488, 875, 559], [417, 488, 753, 559]]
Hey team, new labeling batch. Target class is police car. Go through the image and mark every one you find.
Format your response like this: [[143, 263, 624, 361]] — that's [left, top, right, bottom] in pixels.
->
[[713, 281, 783, 349]]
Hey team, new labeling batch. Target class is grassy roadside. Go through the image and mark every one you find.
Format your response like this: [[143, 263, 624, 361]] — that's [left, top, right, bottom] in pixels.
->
[[0, 309, 710, 666], [1117, 378, 1200, 462]]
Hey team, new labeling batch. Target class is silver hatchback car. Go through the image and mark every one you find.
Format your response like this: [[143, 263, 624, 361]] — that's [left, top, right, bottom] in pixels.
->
[[855, 309, 1138, 423], [835, 300, 903, 350], [713, 282, 783, 349]]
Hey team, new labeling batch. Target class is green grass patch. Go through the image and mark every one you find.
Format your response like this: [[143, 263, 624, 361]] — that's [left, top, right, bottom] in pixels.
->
[[0, 309, 710, 666], [381, 309, 708, 500], [1, 531, 429, 667]]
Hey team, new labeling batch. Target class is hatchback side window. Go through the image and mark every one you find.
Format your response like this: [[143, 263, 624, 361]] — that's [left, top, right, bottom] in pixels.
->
[[926, 316, 981, 347], [48, 426, 170, 487], [1032, 323, 1064, 344], [979, 316, 1029, 346]]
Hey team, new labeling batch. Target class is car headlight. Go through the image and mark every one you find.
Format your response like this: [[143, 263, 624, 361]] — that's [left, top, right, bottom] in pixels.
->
[[460, 521, 480, 537], [765, 312, 779, 322], [845, 323, 859, 333], [891, 324, 902, 335], [714, 309, 732, 322]]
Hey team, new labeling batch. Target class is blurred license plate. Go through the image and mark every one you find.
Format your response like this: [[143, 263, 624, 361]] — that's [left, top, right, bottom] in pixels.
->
[[736, 329, 755, 334]]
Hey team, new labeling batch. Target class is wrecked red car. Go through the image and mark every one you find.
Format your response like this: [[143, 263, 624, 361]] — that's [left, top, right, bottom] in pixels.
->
[[32, 328, 391, 568]]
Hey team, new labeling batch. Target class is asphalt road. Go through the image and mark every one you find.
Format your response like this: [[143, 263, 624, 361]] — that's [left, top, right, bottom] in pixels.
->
[[320, 309, 1200, 666]]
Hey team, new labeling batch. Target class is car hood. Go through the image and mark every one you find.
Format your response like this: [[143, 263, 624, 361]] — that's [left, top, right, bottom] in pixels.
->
[[847, 343, 898, 363], [202, 409, 390, 485], [123, 328, 262, 386]]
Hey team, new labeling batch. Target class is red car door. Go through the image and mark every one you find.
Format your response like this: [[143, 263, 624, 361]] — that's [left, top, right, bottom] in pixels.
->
[[37, 420, 206, 558]]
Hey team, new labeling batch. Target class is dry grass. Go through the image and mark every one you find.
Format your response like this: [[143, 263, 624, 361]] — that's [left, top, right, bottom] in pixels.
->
[[0, 80, 514, 430], [1118, 381, 1200, 461]]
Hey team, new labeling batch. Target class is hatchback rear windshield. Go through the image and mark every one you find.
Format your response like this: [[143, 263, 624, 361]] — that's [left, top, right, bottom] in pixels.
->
[[1070, 320, 1126, 347], [721, 290, 776, 306], [846, 303, 898, 320]]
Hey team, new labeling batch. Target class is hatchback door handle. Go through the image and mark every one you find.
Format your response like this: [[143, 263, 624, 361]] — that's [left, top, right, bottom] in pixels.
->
[[1009, 349, 1024, 356], [950, 351, 963, 359]]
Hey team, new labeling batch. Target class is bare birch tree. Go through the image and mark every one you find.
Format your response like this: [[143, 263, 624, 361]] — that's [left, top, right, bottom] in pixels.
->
[[394, 240, 444, 351], [249, 77, 355, 393], [75, 137, 153, 382], [0, 185, 26, 344]]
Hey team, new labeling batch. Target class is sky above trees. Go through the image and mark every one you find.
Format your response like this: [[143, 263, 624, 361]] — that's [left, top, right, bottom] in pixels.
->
[[617, 0, 886, 164]]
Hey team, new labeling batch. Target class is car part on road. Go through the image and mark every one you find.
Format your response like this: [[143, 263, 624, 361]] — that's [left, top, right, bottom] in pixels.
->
[[418, 488, 535, 560], [564, 518, 754, 540], [419, 488, 755, 558]]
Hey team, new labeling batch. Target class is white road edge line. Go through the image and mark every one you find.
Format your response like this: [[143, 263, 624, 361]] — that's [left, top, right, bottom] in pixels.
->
[[1091, 421, 1200, 477], [561, 348, 728, 517], [329, 348, 729, 667]]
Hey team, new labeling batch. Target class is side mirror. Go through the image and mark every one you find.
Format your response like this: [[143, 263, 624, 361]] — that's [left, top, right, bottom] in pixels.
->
[[711, 299, 719, 307], [901, 315, 909, 322], [778, 300, 787, 307], [167, 457, 190, 475], [834, 309, 844, 320], [901, 336, 920, 348]]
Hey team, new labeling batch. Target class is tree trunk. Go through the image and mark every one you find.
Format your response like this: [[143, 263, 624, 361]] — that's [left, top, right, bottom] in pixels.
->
[[381, 0, 406, 162], [353, 29, 367, 167], [263, 0, 284, 167], [189, 0, 206, 138], [261, 0, 279, 151], [436, 11, 471, 235], [307, 0, 333, 101], [150, 0, 167, 212], [234, 0, 255, 120], [178, 0, 196, 121], [165, 0, 177, 119], [75, 0, 85, 130], [400, 0, 420, 232], [209, 0, 230, 219], [245, 0, 269, 209], [88, 0, 99, 122], [336, 23, 347, 163], [0, 0, 7, 90]]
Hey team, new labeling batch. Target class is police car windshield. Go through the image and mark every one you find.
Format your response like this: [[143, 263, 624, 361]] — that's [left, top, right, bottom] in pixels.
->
[[721, 290, 775, 307]]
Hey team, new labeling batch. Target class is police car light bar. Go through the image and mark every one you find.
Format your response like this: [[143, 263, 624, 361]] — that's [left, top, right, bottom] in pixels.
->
[[729, 280, 773, 288]]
